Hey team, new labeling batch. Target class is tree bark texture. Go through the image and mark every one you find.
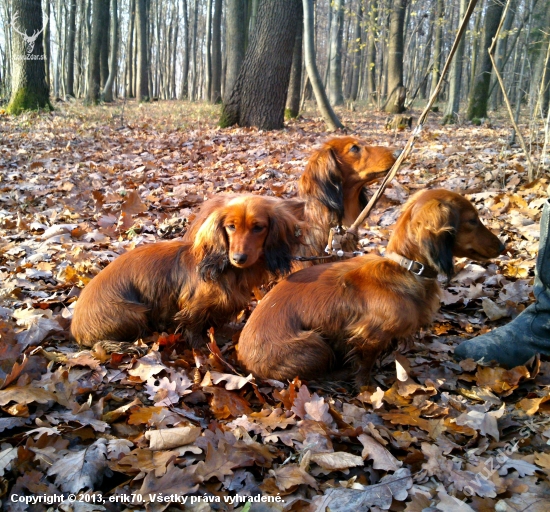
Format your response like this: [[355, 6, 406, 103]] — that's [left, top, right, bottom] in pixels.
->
[[467, 0, 504, 119], [349, 3, 362, 102], [136, 0, 149, 101], [285, 0, 303, 118], [301, 0, 343, 130], [430, 0, 443, 101], [327, 0, 344, 106], [103, 0, 118, 102], [87, 0, 108, 103], [443, 0, 468, 123], [66, 0, 77, 96], [384, 0, 407, 113], [7, 0, 51, 114], [220, 0, 300, 130], [224, 0, 246, 102], [205, 0, 212, 100], [99, 2, 110, 89], [211, 0, 222, 103], [366, 0, 378, 103], [180, 0, 189, 99]]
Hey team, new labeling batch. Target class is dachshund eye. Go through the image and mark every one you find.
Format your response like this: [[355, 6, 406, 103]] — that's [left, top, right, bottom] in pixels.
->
[[226, 224, 236, 232], [252, 225, 266, 233], [467, 218, 479, 227], [349, 145, 360, 153]]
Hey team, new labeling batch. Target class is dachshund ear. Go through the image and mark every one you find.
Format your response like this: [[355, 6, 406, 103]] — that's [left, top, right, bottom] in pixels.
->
[[413, 199, 459, 279], [282, 198, 306, 221], [300, 147, 344, 223], [263, 202, 306, 276], [191, 210, 230, 281]]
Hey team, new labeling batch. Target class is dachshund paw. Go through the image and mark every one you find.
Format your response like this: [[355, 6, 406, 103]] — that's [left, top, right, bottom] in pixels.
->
[[92, 340, 149, 357]]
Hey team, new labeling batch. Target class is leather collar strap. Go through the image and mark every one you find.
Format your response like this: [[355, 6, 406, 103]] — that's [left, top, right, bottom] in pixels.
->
[[385, 252, 439, 279]]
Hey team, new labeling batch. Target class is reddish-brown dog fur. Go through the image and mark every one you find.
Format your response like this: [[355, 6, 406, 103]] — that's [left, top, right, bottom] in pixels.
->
[[237, 189, 505, 388], [71, 194, 305, 348], [297, 136, 398, 259]]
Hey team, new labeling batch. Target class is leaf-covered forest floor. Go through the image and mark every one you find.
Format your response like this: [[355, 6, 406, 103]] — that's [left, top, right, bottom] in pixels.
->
[[1, 100, 549, 512]]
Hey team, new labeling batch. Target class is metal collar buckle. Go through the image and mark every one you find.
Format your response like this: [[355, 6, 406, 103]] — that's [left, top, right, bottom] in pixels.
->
[[408, 260, 425, 276]]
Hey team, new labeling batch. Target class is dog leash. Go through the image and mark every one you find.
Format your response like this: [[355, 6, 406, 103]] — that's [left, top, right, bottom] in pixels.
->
[[293, 229, 438, 281], [319, 0, 480, 256]]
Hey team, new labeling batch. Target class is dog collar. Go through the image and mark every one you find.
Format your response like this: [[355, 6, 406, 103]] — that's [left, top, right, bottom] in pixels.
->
[[385, 252, 439, 279]]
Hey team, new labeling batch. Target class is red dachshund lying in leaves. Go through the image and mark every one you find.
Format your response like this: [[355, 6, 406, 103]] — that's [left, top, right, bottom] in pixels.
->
[[71, 194, 304, 351], [237, 189, 505, 388], [298, 136, 399, 260]]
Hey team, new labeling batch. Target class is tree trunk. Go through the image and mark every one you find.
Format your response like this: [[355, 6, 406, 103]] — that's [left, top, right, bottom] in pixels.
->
[[103, 0, 118, 102], [349, 3, 362, 102], [7, 0, 51, 114], [430, 0, 443, 101], [87, 0, 107, 103], [219, 0, 300, 130], [490, 1, 515, 111], [205, 0, 213, 100], [224, 0, 246, 101], [301, 0, 342, 130], [366, 0, 377, 104], [327, 0, 344, 106], [190, 0, 199, 100], [529, 5, 550, 115], [211, 0, 222, 103], [136, 0, 149, 101], [467, 0, 504, 120], [125, 0, 135, 97], [99, 2, 110, 89], [43, 0, 50, 90], [180, 0, 189, 99], [384, 0, 407, 114], [285, 0, 303, 118], [443, 0, 467, 124], [66, 0, 77, 97]]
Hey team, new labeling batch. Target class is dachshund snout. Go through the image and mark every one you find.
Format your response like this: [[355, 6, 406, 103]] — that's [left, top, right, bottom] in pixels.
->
[[231, 253, 248, 265]]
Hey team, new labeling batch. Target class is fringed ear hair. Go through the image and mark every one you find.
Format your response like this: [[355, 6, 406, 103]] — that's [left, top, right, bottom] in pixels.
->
[[191, 209, 230, 281], [299, 146, 344, 223], [413, 199, 459, 280], [264, 201, 306, 276]]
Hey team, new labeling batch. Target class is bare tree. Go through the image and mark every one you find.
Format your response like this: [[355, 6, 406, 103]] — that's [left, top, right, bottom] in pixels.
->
[[285, 0, 303, 118], [136, 0, 149, 101], [327, 0, 344, 106], [467, 0, 504, 120], [384, 0, 408, 114], [7, 0, 51, 114], [220, 0, 301, 130], [224, 0, 246, 101], [103, 0, 118, 102], [211, 0, 222, 103], [302, 0, 342, 130], [87, 0, 108, 103]]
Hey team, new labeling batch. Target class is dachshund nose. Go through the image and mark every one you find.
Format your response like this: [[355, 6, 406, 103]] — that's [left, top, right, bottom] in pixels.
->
[[232, 253, 248, 265]]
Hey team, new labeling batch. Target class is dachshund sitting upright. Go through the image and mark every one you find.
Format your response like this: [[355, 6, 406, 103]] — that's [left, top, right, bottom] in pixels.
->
[[237, 189, 505, 388], [297, 136, 399, 261], [71, 194, 305, 351]]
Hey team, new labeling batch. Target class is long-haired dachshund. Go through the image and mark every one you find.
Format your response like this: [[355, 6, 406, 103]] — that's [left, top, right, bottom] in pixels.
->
[[71, 195, 305, 350], [237, 189, 505, 388], [298, 136, 399, 259]]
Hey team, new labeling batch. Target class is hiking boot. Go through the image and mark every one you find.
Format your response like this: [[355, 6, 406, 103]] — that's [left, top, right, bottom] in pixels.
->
[[454, 199, 550, 367]]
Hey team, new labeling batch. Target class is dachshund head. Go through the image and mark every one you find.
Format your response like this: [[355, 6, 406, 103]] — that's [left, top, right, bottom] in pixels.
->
[[389, 189, 505, 279], [190, 195, 305, 280], [299, 137, 398, 224]]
